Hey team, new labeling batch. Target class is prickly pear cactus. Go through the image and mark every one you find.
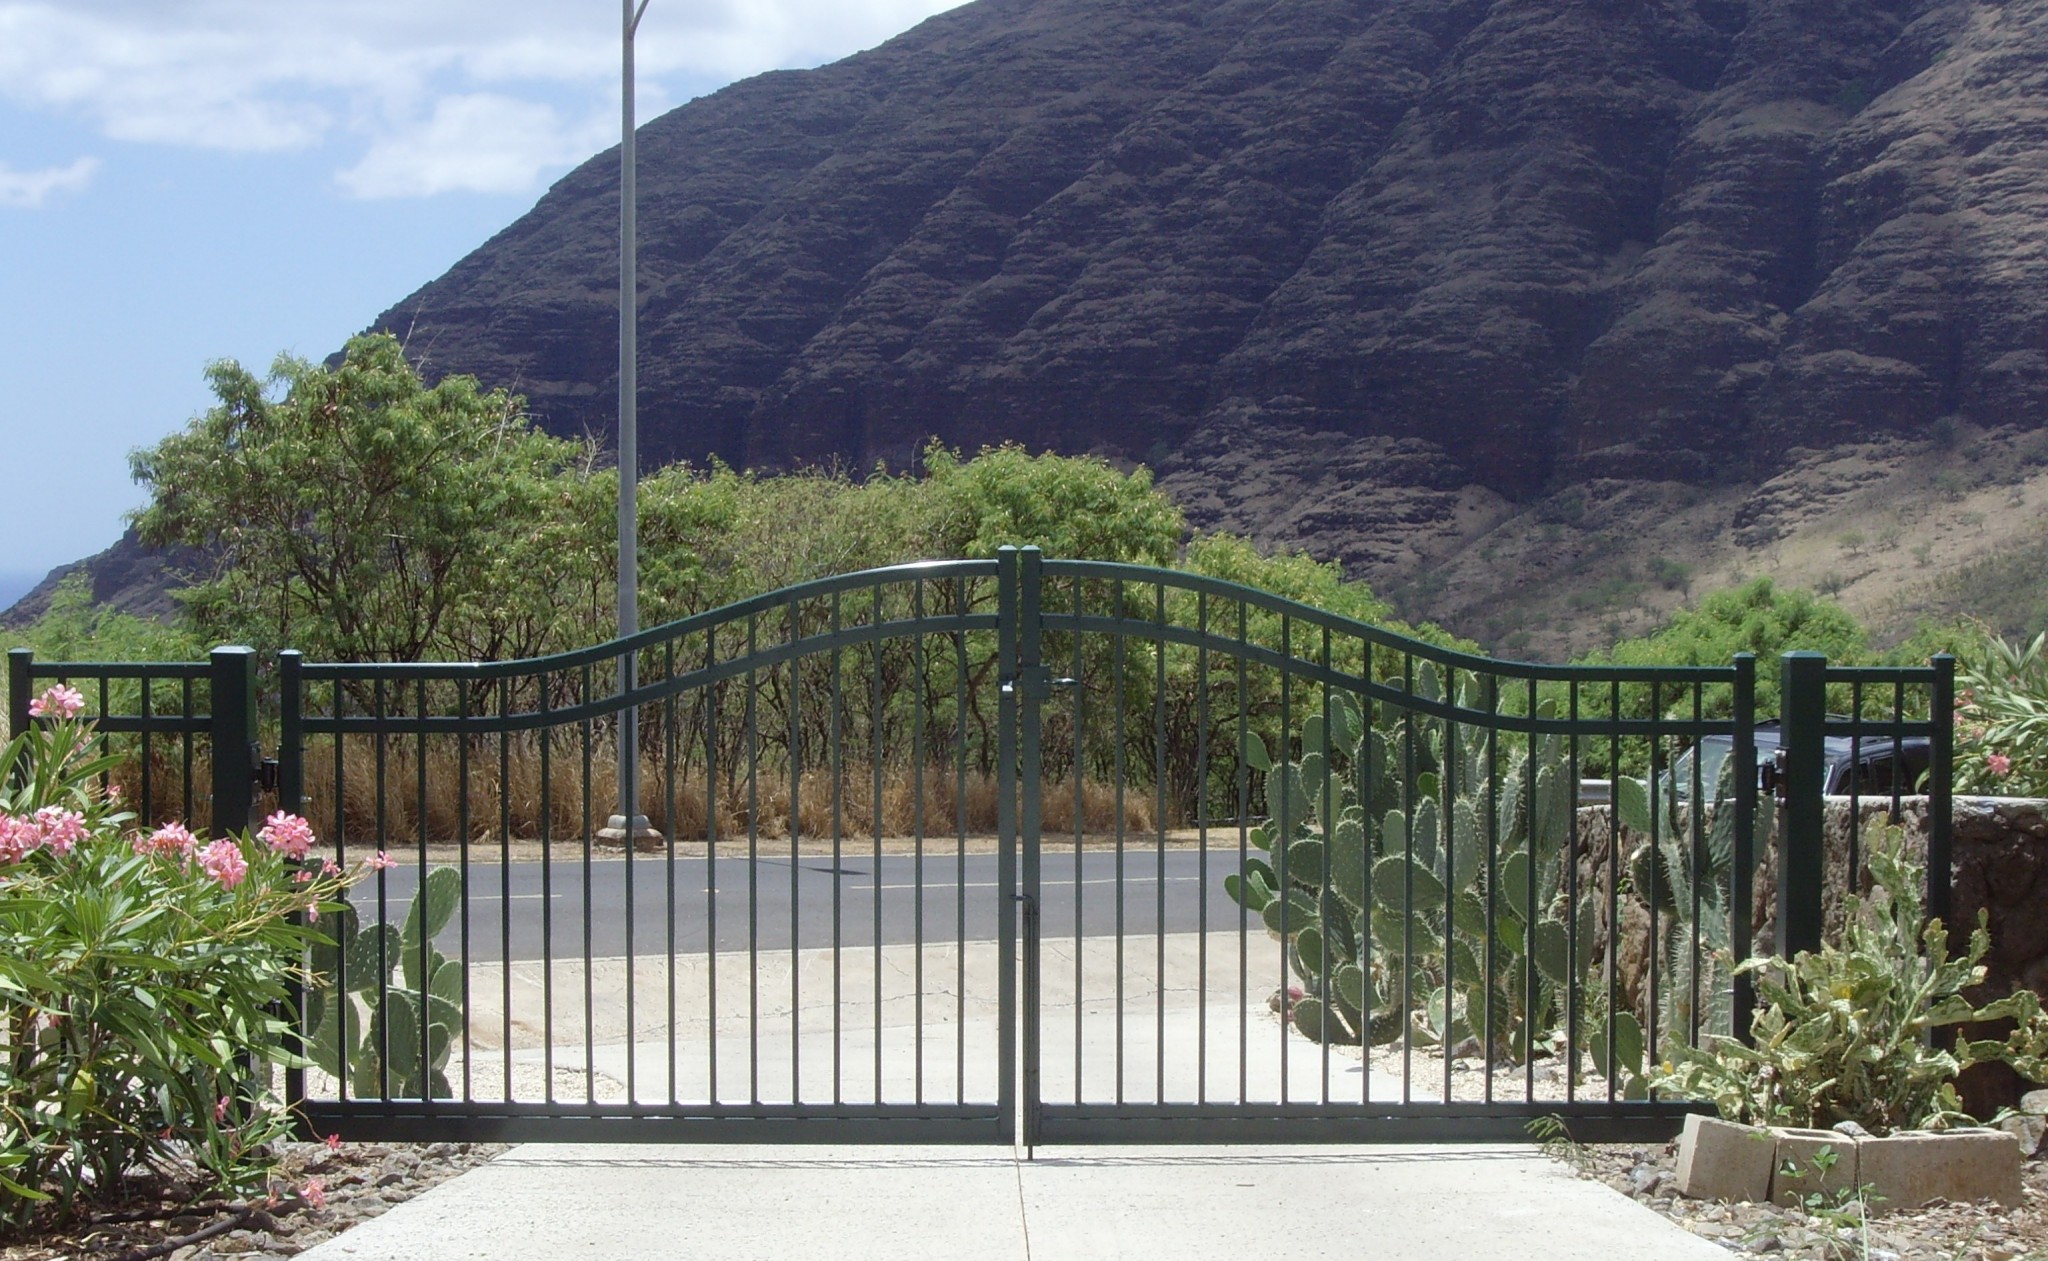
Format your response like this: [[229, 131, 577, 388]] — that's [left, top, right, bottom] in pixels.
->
[[303, 865, 463, 1099], [1614, 753, 1754, 1055], [1227, 669, 1594, 1061]]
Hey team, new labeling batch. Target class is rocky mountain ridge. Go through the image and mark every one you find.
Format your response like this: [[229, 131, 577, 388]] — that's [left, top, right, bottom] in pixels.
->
[[368, 0, 2046, 496], [11, 0, 2047, 656]]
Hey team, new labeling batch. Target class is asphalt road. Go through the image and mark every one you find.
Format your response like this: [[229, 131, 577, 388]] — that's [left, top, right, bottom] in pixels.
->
[[350, 847, 1262, 963]]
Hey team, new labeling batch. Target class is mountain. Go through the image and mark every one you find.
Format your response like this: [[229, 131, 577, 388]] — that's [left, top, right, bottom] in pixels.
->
[[16, 0, 2047, 654], [367, 0, 2045, 480]]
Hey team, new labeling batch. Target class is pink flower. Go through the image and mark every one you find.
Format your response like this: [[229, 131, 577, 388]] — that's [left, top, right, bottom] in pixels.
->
[[1988, 753, 2013, 778], [198, 838, 248, 890], [302, 1177, 327, 1210], [324, 1132, 342, 1151], [135, 822, 197, 859], [214, 1095, 231, 1122], [321, 859, 342, 877], [33, 807, 86, 856], [0, 816, 41, 864], [106, 784, 122, 803], [258, 811, 316, 860], [293, 870, 313, 884], [368, 851, 397, 871], [28, 684, 84, 720]]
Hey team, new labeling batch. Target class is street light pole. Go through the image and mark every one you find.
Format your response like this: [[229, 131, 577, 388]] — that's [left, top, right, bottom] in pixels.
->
[[605, 0, 660, 849]]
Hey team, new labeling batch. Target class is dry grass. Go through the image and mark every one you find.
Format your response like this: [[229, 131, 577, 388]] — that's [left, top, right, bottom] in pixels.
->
[[102, 742, 216, 833], [289, 737, 1160, 848]]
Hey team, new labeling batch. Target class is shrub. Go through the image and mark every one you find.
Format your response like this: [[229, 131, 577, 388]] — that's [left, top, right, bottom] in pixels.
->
[[0, 689, 358, 1231], [1650, 825, 2048, 1133], [1953, 629, 2048, 798]]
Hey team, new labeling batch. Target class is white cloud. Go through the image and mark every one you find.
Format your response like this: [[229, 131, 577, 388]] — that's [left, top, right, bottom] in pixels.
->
[[0, 156, 98, 207], [337, 93, 610, 198], [0, 0, 967, 196]]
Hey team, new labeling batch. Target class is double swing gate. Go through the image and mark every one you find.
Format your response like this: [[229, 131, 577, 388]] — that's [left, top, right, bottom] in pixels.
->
[[8, 548, 1953, 1145]]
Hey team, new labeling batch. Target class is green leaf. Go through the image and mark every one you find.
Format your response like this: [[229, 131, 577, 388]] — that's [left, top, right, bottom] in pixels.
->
[[1532, 919, 1572, 987], [1260, 890, 1318, 938], [429, 956, 463, 1006], [1334, 962, 1375, 1015], [1297, 926, 1328, 979], [1224, 859, 1277, 912], [1371, 854, 1446, 916], [1277, 836, 1325, 890], [403, 866, 464, 956], [1328, 695, 1360, 759], [1497, 849, 1531, 919], [1241, 732, 1272, 773], [344, 921, 401, 992]]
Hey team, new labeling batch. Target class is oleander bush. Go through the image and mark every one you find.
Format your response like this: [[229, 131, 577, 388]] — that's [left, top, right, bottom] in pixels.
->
[[1953, 629, 2048, 798], [0, 688, 358, 1232]]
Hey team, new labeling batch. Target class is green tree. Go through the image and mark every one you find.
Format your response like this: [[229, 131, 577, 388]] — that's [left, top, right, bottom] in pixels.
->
[[923, 443, 1183, 564], [1582, 577, 1872, 719], [8, 572, 202, 664], [129, 334, 595, 663]]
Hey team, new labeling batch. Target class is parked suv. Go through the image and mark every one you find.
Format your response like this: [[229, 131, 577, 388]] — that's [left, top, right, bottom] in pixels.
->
[[1668, 720, 1933, 800]]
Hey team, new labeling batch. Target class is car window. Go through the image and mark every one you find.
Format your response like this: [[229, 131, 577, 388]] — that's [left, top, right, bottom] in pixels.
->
[[1837, 748, 1931, 796]]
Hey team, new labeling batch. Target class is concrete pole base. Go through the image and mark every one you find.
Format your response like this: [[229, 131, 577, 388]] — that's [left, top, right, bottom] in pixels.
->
[[597, 814, 667, 851]]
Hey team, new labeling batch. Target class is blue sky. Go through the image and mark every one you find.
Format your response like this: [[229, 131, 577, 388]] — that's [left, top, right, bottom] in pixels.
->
[[0, 0, 964, 609]]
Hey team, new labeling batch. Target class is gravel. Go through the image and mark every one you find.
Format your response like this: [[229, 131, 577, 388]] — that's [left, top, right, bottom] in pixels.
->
[[1550, 1138, 2048, 1260], [0, 1141, 505, 1261]]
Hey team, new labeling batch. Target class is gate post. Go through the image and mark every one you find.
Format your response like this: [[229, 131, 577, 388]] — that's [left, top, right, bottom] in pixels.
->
[[7, 649, 29, 789], [1928, 653, 1955, 926], [210, 645, 260, 836], [1730, 653, 1757, 1044], [1777, 651, 1827, 957], [996, 547, 1023, 1145], [1015, 547, 1044, 1150]]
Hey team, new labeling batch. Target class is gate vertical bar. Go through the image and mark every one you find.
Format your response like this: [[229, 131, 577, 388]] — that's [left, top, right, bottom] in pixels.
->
[[278, 651, 304, 816], [210, 646, 258, 836], [1777, 651, 1827, 957], [995, 547, 1023, 1145], [1729, 653, 1757, 1044], [1928, 653, 1955, 926], [1017, 548, 1044, 1149]]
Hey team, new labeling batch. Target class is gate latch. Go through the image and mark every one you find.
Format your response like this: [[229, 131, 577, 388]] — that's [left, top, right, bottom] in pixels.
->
[[1003, 667, 1079, 702], [1761, 749, 1787, 804]]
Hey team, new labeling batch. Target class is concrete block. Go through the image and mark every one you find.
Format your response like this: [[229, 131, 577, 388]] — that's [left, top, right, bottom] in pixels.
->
[[1856, 1129, 2023, 1212], [1769, 1129, 1861, 1208], [1673, 1114, 1774, 1202]]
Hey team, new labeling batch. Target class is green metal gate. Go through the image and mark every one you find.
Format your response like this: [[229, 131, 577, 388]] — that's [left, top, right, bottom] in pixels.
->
[[7, 548, 1954, 1145]]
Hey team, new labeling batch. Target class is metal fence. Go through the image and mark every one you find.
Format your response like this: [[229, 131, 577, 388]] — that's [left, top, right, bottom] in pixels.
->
[[5, 549, 1956, 1145]]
